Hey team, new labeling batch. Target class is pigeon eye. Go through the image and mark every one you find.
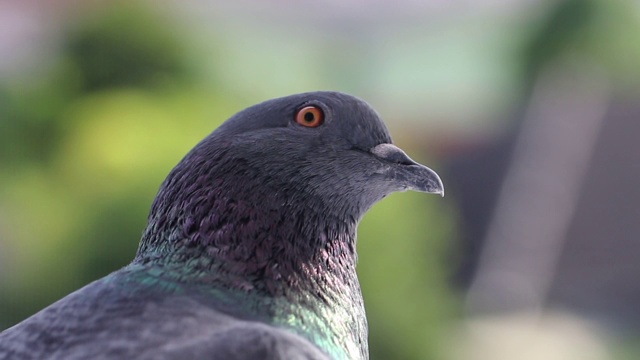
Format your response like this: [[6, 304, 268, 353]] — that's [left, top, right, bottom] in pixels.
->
[[295, 106, 324, 128]]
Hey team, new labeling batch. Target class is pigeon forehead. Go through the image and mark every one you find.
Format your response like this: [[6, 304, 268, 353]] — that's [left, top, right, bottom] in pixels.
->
[[213, 91, 393, 147]]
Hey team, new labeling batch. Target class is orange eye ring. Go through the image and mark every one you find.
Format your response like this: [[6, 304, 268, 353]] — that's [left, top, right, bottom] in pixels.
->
[[295, 106, 324, 128]]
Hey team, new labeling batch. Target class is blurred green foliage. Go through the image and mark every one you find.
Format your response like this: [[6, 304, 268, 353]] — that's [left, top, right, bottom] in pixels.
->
[[0, 2, 454, 359], [520, 0, 640, 88], [64, 4, 191, 92], [359, 191, 456, 360]]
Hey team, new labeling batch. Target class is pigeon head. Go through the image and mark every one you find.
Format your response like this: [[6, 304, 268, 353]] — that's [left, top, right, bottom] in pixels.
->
[[136, 91, 442, 288], [191, 91, 441, 215], [133, 91, 443, 359]]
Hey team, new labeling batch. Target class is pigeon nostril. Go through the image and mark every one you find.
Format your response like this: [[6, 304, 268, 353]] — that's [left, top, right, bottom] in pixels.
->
[[370, 144, 417, 166]]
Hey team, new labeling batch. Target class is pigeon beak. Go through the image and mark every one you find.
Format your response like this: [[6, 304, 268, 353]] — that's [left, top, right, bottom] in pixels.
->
[[370, 143, 444, 196]]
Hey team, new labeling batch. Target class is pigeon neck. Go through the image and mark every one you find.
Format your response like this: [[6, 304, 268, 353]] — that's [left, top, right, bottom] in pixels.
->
[[134, 155, 370, 358], [136, 197, 369, 359], [137, 188, 360, 287]]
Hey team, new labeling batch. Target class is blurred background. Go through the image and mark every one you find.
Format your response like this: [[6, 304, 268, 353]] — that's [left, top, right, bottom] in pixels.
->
[[1, 0, 639, 359]]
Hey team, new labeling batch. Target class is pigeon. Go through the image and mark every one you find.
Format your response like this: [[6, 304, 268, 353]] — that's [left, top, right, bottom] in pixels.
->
[[0, 91, 444, 360]]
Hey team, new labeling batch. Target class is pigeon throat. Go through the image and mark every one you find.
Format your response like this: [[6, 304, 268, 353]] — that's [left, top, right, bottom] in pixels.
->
[[134, 181, 368, 359], [135, 167, 362, 298]]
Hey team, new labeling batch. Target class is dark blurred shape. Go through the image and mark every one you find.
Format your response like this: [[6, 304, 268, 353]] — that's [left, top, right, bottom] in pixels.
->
[[447, 0, 606, 288], [446, 134, 513, 288], [520, 0, 596, 87], [65, 3, 190, 92], [549, 98, 640, 330], [0, 73, 72, 167], [445, 0, 640, 334]]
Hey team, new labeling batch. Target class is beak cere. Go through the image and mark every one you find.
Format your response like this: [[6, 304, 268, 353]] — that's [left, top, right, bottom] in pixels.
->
[[370, 143, 445, 196]]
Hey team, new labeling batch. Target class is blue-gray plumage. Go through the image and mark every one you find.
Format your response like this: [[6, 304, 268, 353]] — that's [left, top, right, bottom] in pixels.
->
[[0, 91, 444, 360]]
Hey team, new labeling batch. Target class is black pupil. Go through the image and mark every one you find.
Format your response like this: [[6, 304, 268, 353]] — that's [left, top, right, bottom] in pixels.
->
[[304, 111, 315, 122]]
